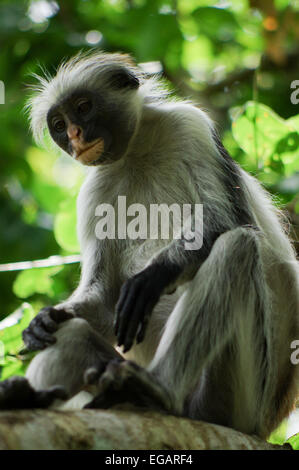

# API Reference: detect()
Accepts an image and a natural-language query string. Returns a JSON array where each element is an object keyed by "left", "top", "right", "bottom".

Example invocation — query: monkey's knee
[
  {"left": 26, "top": 318, "right": 93, "bottom": 394},
  {"left": 211, "top": 226, "right": 262, "bottom": 270},
  {"left": 218, "top": 225, "right": 260, "bottom": 249}
]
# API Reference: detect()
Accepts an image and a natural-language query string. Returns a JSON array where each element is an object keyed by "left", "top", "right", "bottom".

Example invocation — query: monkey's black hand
[
  {"left": 22, "top": 307, "right": 73, "bottom": 351},
  {"left": 0, "top": 376, "right": 68, "bottom": 410},
  {"left": 114, "top": 263, "right": 180, "bottom": 352}
]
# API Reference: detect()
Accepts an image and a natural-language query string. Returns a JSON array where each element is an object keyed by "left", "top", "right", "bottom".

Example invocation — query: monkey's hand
[
  {"left": 22, "top": 307, "right": 74, "bottom": 351},
  {"left": 0, "top": 376, "right": 68, "bottom": 410},
  {"left": 114, "top": 263, "right": 180, "bottom": 352}
]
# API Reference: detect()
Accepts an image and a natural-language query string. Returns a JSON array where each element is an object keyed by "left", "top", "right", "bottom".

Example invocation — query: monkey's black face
[{"left": 47, "top": 80, "right": 138, "bottom": 166}]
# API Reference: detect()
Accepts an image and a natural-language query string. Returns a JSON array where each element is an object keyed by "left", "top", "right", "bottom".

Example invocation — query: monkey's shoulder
[{"left": 156, "top": 102, "right": 214, "bottom": 140}]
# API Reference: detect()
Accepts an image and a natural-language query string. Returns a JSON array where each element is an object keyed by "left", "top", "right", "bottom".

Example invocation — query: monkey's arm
[
  {"left": 115, "top": 129, "right": 255, "bottom": 352},
  {"left": 114, "top": 222, "right": 220, "bottom": 352}
]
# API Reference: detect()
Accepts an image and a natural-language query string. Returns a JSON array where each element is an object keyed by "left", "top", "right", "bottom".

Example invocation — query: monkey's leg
[
  {"left": 148, "top": 226, "right": 269, "bottom": 432},
  {"left": 84, "top": 226, "right": 268, "bottom": 425},
  {"left": 25, "top": 318, "right": 123, "bottom": 404}
]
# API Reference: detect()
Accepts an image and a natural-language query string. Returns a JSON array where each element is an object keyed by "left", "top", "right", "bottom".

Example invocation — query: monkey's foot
[
  {"left": 84, "top": 360, "right": 177, "bottom": 414},
  {"left": 0, "top": 376, "right": 68, "bottom": 410}
]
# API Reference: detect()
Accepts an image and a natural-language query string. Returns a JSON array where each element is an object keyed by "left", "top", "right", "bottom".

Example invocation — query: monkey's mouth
[{"left": 73, "top": 138, "right": 105, "bottom": 165}]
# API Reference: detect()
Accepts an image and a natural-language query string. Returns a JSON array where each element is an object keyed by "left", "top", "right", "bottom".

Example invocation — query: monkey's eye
[
  {"left": 77, "top": 99, "right": 92, "bottom": 115},
  {"left": 53, "top": 119, "right": 66, "bottom": 133}
]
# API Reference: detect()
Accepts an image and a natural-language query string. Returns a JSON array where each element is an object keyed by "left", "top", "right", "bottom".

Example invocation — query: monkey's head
[{"left": 28, "top": 52, "right": 143, "bottom": 165}]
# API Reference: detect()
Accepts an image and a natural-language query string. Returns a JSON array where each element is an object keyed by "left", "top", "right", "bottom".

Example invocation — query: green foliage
[
  {"left": 13, "top": 266, "right": 64, "bottom": 298},
  {"left": 0, "top": 0, "right": 298, "bottom": 317},
  {"left": 287, "top": 433, "right": 299, "bottom": 450},
  {"left": 0, "top": 0, "right": 298, "bottom": 444},
  {"left": 54, "top": 197, "right": 80, "bottom": 252},
  {"left": 0, "top": 303, "right": 35, "bottom": 379},
  {"left": 268, "top": 420, "right": 288, "bottom": 446},
  {"left": 232, "top": 102, "right": 299, "bottom": 188}
]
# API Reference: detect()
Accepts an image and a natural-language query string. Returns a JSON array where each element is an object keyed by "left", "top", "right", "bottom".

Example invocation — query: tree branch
[{"left": 0, "top": 408, "right": 291, "bottom": 450}]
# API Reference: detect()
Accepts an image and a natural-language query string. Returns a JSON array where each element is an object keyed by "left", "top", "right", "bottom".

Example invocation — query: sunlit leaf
[
  {"left": 54, "top": 197, "right": 79, "bottom": 252},
  {"left": 1, "top": 359, "right": 25, "bottom": 380},
  {"left": 268, "top": 419, "right": 287, "bottom": 445},
  {"left": 13, "top": 266, "right": 63, "bottom": 298},
  {"left": 232, "top": 101, "right": 291, "bottom": 167},
  {"left": 287, "top": 115, "right": 299, "bottom": 132},
  {"left": 0, "top": 303, "right": 35, "bottom": 355},
  {"left": 182, "top": 37, "right": 213, "bottom": 75},
  {"left": 26, "top": 147, "right": 59, "bottom": 183},
  {"left": 31, "top": 178, "right": 67, "bottom": 214},
  {"left": 287, "top": 433, "right": 299, "bottom": 450}
]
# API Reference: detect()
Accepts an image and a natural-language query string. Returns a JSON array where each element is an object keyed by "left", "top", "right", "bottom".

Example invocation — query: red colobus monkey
[{"left": 0, "top": 52, "right": 298, "bottom": 439}]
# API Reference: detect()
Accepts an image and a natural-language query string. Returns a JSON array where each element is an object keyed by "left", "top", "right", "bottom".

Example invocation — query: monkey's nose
[{"left": 67, "top": 124, "right": 82, "bottom": 140}]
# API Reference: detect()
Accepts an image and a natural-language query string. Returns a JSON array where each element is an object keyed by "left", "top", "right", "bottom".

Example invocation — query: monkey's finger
[
  {"left": 85, "top": 393, "right": 130, "bottom": 410},
  {"left": 113, "top": 313, "right": 120, "bottom": 336},
  {"left": 48, "top": 307, "right": 74, "bottom": 323},
  {"left": 115, "top": 276, "right": 143, "bottom": 324},
  {"left": 35, "top": 386, "right": 69, "bottom": 408},
  {"left": 114, "top": 282, "right": 134, "bottom": 333},
  {"left": 29, "top": 322, "right": 57, "bottom": 344},
  {"left": 84, "top": 367, "right": 99, "bottom": 385},
  {"left": 49, "top": 386, "right": 69, "bottom": 400},
  {"left": 136, "top": 314, "right": 150, "bottom": 344},
  {"left": 40, "top": 314, "right": 58, "bottom": 333},
  {"left": 84, "top": 394, "right": 109, "bottom": 409},
  {"left": 116, "top": 282, "right": 143, "bottom": 344},
  {"left": 122, "top": 293, "right": 152, "bottom": 352},
  {"left": 84, "top": 365, "right": 106, "bottom": 385},
  {"left": 115, "top": 283, "right": 130, "bottom": 318},
  {"left": 22, "top": 329, "right": 48, "bottom": 351}
]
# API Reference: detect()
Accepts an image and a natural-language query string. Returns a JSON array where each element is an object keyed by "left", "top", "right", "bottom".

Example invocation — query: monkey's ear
[{"left": 110, "top": 69, "right": 140, "bottom": 90}]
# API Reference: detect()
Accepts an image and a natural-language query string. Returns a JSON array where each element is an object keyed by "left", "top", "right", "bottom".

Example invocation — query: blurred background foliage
[{"left": 0, "top": 0, "right": 298, "bottom": 446}]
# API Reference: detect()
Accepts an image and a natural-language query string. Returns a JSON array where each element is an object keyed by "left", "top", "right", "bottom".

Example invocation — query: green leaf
[
  {"left": 286, "top": 115, "right": 299, "bottom": 132},
  {"left": 232, "top": 101, "right": 291, "bottom": 167},
  {"left": 13, "top": 267, "right": 63, "bottom": 298},
  {"left": 1, "top": 359, "right": 26, "bottom": 380},
  {"left": 275, "top": 132, "right": 299, "bottom": 154},
  {"left": 26, "top": 147, "right": 59, "bottom": 183},
  {"left": 182, "top": 36, "right": 213, "bottom": 74},
  {"left": 134, "top": 12, "right": 183, "bottom": 63},
  {"left": 0, "top": 303, "right": 35, "bottom": 355},
  {"left": 31, "top": 179, "right": 67, "bottom": 214},
  {"left": 192, "top": 6, "right": 239, "bottom": 41},
  {"left": 287, "top": 433, "right": 299, "bottom": 450},
  {"left": 275, "top": 0, "right": 293, "bottom": 9},
  {"left": 268, "top": 420, "right": 287, "bottom": 445},
  {"left": 54, "top": 197, "right": 79, "bottom": 252}
]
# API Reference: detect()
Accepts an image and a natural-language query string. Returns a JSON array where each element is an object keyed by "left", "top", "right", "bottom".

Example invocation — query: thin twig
[{"left": 0, "top": 255, "right": 81, "bottom": 272}]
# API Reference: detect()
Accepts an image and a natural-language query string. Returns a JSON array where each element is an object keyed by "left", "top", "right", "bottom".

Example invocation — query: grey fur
[{"left": 25, "top": 52, "right": 299, "bottom": 438}]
